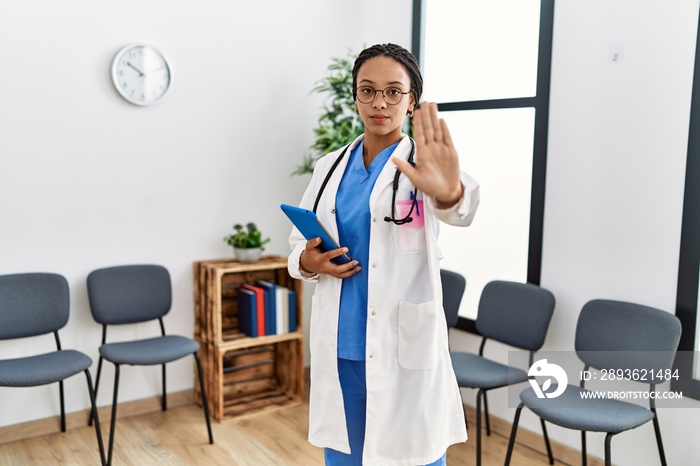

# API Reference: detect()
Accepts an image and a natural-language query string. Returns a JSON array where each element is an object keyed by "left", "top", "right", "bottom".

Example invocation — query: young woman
[{"left": 288, "top": 43, "right": 480, "bottom": 466}]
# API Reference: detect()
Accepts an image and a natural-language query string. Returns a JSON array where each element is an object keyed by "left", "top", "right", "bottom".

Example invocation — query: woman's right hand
[{"left": 299, "top": 237, "right": 361, "bottom": 279}]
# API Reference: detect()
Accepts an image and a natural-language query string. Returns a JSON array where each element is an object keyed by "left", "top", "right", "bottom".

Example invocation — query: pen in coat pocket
[{"left": 410, "top": 190, "right": 420, "bottom": 215}]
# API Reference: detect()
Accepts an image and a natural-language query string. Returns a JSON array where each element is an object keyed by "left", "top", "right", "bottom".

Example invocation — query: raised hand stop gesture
[{"left": 392, "top": 102, "right": 464, "bottom": 209}]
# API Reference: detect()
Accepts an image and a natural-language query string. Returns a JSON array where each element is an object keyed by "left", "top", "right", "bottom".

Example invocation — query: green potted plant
[
  {"left": 293, "top": 48, "right": 365, "bottom": 176},
  {"left": 223, "top": 222, "right": 270, "bottom": 262}
]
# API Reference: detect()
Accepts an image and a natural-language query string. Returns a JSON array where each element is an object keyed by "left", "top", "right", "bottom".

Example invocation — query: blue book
[
  {"left": 288, "top": 290, "right": 297, "bottom": 332},
  {"left": 237, "top": 288, "right": 258, "bottom": 337},
  {"left": 256, "top": 280, "right": 277, "bottom": 335}
]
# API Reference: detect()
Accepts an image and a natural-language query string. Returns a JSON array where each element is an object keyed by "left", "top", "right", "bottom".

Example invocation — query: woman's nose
[{"left": 373, "top": 92, "right": 387, "bottom": 110}]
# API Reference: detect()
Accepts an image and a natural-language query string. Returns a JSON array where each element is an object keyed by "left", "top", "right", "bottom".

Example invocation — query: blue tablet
[{"left": 280, "top": 204, "right": 350, "bottom": 264}]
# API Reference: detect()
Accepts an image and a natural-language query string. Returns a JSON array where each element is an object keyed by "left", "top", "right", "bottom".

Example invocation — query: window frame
[
  {"left": 673, "top": 10, "right": 700, "bottom": 400},
  {"left": 411, "top": 0, "right": 555, "bottom": 333}
]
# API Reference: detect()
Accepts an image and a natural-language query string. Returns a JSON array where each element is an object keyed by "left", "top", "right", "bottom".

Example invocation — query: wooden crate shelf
[{"left": 193, "top": 256, "right": 304, "bottom": 421}]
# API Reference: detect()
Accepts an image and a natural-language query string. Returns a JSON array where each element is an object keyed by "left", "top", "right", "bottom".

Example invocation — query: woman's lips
[{"left": 370, "top": 115, "right": 388, "bottom": 123}]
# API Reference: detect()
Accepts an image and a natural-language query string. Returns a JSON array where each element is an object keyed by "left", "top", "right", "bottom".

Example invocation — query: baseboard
[
  {"left": 463, "top": 403, "right": 605, "bottom": 466},
  {"left": 0, "top": 390, "right": 194, "bottom": 445}
]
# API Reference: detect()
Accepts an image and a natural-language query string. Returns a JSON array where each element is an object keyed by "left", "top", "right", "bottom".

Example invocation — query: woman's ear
[{"left": 407, "top": 96, "right": 416, "bottom": 117}]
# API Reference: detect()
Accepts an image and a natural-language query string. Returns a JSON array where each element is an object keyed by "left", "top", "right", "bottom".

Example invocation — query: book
[
  {"left": 256, "top": 281, "right": 277, "bottom": 335},
  {"left": 240, "top": 283, "right": 265, "bottom": 337},
  {"left": 288, "top": 290, "right": 297, "bottom": 332},
  {"left": 276, "top": 286, "right": 287, "bottom": 335},
  {"left": 237, "top": 288, "right": 258, "bottom": 337}
]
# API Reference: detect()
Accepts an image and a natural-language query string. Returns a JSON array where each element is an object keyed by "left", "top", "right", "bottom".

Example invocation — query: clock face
[{"left": 112, "top": 45, "right": 171, "bottom": 106}]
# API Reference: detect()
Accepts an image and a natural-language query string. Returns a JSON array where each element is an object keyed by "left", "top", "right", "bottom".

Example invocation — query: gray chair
[
  {"left": 504, "top": 299, "right": 682, "bottom": 466},
  {"left": 444, "top": 278, "right": 555, "bottom": 466},
  {"left": 441, "top": 269, "right": 466, "bottom": 328},
  {"left": 86, "top": 264, "right": 213, "bottom": 466},
  {"left": 0, "top": 273, "right": 106, "bottom": 466}
]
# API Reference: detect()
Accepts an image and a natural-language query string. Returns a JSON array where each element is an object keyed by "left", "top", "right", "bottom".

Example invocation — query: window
[
  {"left": 674, "top": 9, "right": 700, "bottom": 400},
  {"left": 412, "top": 0, "right": 554, "bottom": 324}
]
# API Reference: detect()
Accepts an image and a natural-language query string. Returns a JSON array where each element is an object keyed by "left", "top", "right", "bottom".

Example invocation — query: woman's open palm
[{"left": 392, "top": 102, "right": 464, "bottom": 208}]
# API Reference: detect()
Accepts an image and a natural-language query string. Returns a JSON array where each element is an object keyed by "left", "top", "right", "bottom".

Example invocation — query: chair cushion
[
  {"left": 475, "top": 281, "right": 555, "bottom": 351},
  {"left": 450, "top": 351, "right": 528, "bottom": 389},
  {"left": 87, "top": 265, "right": 172, "bottom": 325},
  {"left": 519, "top": 385, "right": 655, "bottom": 433},
  {"left": 0, "top": 273, "right": 70, "bottom": 339},
  {"left": 0, "top": 350, "right": 92, "bottom": 387},
  {"left": 100, "top": 335, "right": 199, "bottom": 365}
]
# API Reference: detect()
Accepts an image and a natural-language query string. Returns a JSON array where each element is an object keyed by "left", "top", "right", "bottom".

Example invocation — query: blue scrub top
[{"left": 335, "top": 140, "right": 399, "bottom": 360}]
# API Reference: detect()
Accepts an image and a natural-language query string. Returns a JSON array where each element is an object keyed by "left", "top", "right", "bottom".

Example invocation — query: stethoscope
[{"left": 312, "top": 137, "right": 419, "bottom": 225}]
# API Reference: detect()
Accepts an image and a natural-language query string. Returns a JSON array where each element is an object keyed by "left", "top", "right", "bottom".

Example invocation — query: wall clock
[{"left": 111, "top": 44, "right": 171, "bottom": 106}]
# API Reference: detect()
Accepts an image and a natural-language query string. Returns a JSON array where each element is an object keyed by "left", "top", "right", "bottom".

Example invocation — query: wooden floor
[{"left": 0, "top": 398, "right": 583, "bottom": 466}]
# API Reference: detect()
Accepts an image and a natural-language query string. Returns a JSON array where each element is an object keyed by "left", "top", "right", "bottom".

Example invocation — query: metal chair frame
[{"left": 86, "top": 265, "right": 213, "bottom": 466}]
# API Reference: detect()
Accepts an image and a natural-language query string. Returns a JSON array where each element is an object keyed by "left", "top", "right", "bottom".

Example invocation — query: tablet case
[{"left": 280, "top": 204, "right": 350, "bottom": 264}]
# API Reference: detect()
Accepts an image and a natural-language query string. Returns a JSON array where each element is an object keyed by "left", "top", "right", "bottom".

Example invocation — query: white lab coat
[{"left": 288, "top": 134, "right": 480, "bottom": 466}]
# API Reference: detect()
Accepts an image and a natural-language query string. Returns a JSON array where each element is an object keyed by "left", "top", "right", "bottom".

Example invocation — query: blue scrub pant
[{"left": 324, "top": 358, "right": 447, "bottom": 466}]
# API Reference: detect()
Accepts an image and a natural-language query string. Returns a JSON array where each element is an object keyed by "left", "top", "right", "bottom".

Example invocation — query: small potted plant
[{"left": 223, "top": 222, "right": 270, "bottom": 262}]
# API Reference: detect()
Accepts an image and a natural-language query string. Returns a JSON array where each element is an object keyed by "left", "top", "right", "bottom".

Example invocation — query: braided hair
[{"left": 352, "top": 43, "right": 423, "bottom": 105}]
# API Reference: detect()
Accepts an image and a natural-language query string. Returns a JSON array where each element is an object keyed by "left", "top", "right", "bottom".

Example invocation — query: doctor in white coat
[{"left": 288, "top": 43, "right": 480, "bottom": 466}]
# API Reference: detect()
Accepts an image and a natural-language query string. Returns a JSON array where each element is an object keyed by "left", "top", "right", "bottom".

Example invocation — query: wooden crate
[
  {"left": 193, "top": 256, "right": 304, "bottom": 421},
  {"left": 195, "top": 334, "right": 304, "bottom": 421},
  {"left": 194, "top": 256, "right": 303, "bottom": 345}
]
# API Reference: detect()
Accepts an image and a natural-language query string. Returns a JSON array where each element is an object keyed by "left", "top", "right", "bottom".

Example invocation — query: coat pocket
[
  {"left": 397, "top": 299, "right": 441, "bottom": 370},
  {"left": 393, "top": 200, "right": 426, "bottom": 253}
]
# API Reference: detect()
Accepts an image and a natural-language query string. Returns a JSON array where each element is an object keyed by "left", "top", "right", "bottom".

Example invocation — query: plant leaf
[{"left": 293, "top": 47, "right": 365, "bottom": 176}]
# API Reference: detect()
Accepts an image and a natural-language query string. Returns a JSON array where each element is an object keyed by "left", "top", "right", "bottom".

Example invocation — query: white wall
[
  {"left": 2, "top": 1, "right": 700, "bottom": 465},
  {"left": 449, "top": 1, "right": 700, "bottom": 465},
  {"left": 0, "top": 0, "right": 411, "bottom": 427}
]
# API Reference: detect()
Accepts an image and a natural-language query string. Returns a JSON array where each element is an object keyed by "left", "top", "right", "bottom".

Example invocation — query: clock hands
[
  {"left": 126, "top": 62, "right": 166, "bottom": 77},
  {"left": 126, "top": 61, "right": 144, "bottom": 77},
  {"left": 143, "top": 66, "right": 167, "bottom": 75}
]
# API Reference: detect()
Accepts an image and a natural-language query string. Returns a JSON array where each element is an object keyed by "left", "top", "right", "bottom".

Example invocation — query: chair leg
[
  {"left": 476, "top": 389, "right": 484, "bottom": 466},
  {"left": 651, "top": 408, "right": 668, "bottom": 466},
  {"left": 604, "top": 433, "right": 614, "bottom": 466},
  {"left": 463, "top": 403, "right": 469, "bottom": 431},
  {"left": 84, "top": 370, "right": 106, "bottom": 466},
  {"left": 539, "top": 417, "right": 554, "bottom": 465},
  {"left": 483, "top": 390, "right": 491, "bottom": 436},
  {"left": 94, "top": 356, "right": 104, "bottom": 398},
  {"left": 503, "top": 402, "right": 524, "bottom": 466},
  {"left": 162, "top": 363, "right": 167, "bottom": 411},
  {"left": 89, "top": 356, "right": 104, "bottom": 427},
  {"left": 106, "top": 364, "right": 121, "bottom": 466},
  {"left": 582, "top": 430, "right": 587, "bottom": 466},
  {"left": 194, "top": 352, "right": 214, "bottom": 444},
  {"left": 59, "top": 380, "right": 66, "bottom": 432}
]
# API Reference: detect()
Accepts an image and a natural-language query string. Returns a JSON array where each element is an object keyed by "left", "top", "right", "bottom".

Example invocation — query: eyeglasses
[{"left": 356, "top": 86, "right": 411, "bottom": 105}]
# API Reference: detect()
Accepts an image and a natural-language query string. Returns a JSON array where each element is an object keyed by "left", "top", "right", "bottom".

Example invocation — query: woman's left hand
[{"left": 392, "top": 102, "right": 464, "bottom": 209}]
